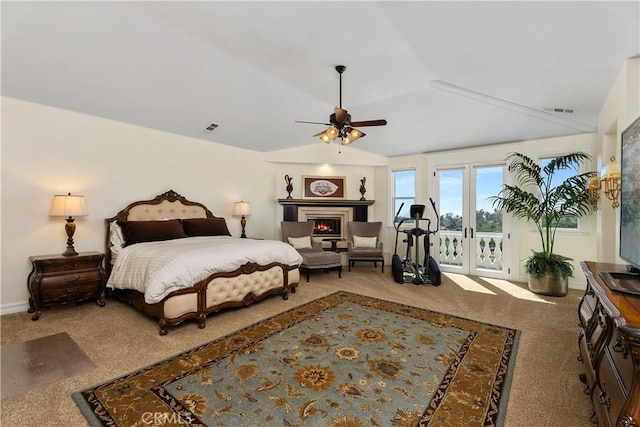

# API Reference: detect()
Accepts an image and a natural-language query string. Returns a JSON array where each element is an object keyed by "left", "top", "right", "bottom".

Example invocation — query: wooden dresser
[
  {"left": 27, "top": 251, "right": 106, "bottom": 320},
  {"left": 578, "top": 261, "right": 640, "bottom": 426}
]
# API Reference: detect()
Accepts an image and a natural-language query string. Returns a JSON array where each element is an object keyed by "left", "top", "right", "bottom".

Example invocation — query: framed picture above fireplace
[{"left": 302, "top": 176, "right": 346, "bottom": 199}]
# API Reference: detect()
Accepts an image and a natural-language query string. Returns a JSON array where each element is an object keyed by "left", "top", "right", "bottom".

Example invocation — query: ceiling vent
[
  {"left": 544, "top": 107, "right": 575, "bottom": 114},
  {"left": 204, "top": 123, "right": 219, "bottom": 132}
]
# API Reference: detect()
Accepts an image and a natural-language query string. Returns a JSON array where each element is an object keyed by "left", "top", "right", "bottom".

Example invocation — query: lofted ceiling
[{"left": 2, "top": 1, "right": 639, "bottom": 158}]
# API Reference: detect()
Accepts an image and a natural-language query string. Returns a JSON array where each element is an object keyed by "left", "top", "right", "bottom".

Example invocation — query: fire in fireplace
[{"left": 312, "top": 218, "right": 341, "bottom": 237}]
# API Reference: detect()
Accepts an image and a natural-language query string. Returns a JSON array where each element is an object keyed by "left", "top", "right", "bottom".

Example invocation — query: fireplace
[
  {"left": 312, "top": 217, "right": 341, "bottom": 237},
  {"left": 278, "top": 198, "right": 374, "bottom": 250}
]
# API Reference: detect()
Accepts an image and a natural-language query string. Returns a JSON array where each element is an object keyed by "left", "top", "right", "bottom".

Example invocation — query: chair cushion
[
  {"left": 301, "top": 251, "right": 342, "bottom": 268},
  {"left": 349, "top": 247, "right": 384, "bottom": 259}
]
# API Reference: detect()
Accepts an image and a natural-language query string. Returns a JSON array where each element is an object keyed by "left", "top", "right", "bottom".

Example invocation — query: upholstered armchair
[
  {"left": 347, "top": 221, "right": 384, "bottom": 272},
  {"left": 281, "top": 221, "right": 342, "bottom": 281},
  {"left": 280, "top": 221, "right": 322, "bottom": 253}
]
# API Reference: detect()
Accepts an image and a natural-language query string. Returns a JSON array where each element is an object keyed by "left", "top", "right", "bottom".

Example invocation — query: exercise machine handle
[{"left": 429, "top": 198, "right": 439, "bottom": 233}]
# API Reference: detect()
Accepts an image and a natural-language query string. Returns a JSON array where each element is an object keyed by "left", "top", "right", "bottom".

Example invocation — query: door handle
[
  {"left": 470, "top": 228, "right": 474, "bottom": 238},
  {"left": 464, "top": 227, "right": 467, "bottom": 238}
]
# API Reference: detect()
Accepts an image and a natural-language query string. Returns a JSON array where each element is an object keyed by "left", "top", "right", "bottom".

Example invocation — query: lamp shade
[
  {"left": 49, "top": 194, "right": 87, "bottom": 217},
  {"left": 232, "top": 201, "right": 251, "bottom": 216},
  {"left": 600, "top": 156, "right": 621, "bottom": 180}
]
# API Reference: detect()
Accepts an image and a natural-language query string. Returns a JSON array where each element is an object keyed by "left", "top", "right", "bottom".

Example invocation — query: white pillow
[
  {"left": 109, "top": 222, "right": 125, "bottom": 248},
  {"left": 353, "top": 235, "right": 377, "bottom": 248},
  {"left": 288, "top": 236, "right": 312, "bottom": 249}
]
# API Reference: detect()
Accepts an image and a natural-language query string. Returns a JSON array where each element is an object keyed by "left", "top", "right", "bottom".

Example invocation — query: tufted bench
[{"left": 299, "top": 251, "right": 342, "bottom": 282}]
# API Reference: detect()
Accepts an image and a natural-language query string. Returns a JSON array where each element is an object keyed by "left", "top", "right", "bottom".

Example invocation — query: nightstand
[{"left": 27, "top": 251, "right": 106, "bottom": 320}]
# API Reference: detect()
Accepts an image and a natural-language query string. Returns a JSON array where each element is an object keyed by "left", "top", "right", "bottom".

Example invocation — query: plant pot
[{"left": 527, "top": 273, "right": 568, "bottom": 297}]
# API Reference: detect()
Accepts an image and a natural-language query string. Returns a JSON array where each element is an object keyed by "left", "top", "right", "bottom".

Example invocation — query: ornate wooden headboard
[{"left": 104, "top": 190, "right": 218, "bottom": 272}]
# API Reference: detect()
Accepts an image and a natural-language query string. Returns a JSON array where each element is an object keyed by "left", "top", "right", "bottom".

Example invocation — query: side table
[{"left": 27, "top": 251, "right": 106, "bottom": 320}]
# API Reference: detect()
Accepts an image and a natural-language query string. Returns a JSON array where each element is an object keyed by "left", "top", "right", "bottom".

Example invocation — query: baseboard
[
  {"left": 0, "top": 301, "right": 29, "bottom": 316},
  {"left": 568, "top": 279, "right": 586, "bottom": 291}
]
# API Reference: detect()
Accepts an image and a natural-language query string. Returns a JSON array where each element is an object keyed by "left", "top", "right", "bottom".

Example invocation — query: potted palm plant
[{"left": 488, "top": 152, "right": 596, "bottom": 296}]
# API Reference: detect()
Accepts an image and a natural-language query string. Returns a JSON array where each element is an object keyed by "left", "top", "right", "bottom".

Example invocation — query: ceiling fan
[{"left": 296, "top": 65, "right": 387, "bottom": 145}]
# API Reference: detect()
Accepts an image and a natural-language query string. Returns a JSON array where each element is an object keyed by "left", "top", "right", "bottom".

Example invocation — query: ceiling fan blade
[
  {"left": 349, "top": 119, "right": 387, "bottom": 127},
  {"left": 295, "top": 120, "right": 331, "bottom": 126},
  {"left": 334, "top": 108, "right": 349, "bottom": 123}
]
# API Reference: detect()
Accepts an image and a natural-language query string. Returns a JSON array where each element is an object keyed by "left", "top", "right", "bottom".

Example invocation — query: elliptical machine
[{"left": 392, "top": 198, "right": 442, "bottom": 286}]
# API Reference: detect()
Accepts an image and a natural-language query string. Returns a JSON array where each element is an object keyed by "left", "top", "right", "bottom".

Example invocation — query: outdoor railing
[{"left": 437, "top": 230, "right": 503, "bottom": 271}]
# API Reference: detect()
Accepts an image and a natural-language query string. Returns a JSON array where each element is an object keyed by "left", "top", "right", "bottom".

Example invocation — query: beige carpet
[{"left": 0, "top": 267, "right": 592, "bottom": 426}]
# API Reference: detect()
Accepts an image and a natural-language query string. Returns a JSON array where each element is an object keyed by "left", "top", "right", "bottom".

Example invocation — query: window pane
[
  {"left": 394, "top": 170, "right": 415, "bottom": 197},
  {"left": 392, "top": 170, "right": 415, "bottom": 224},
  {"left": 394, "top": 198, "right": 414, "bottom": 222}
]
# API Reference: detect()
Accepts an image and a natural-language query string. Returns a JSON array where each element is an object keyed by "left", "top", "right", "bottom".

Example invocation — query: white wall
[
  {"left": 2, "top": 59, "right": 636, "bottom": 310},
  {"left": 0, "top": 97, "right": 388, "bottom": 311},
  {"left": 596, "top": 58, "right": 640, "bottom": 264},
  {"left": 1, "top": 97, "right": 275, "bottom": 309},
  {"left": 384, "top": 134, "right": 598, "bottom": 289}
]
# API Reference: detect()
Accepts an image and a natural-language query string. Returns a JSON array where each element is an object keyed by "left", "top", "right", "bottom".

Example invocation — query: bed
[{"left": 105, "top": 190, "right": 302, "bottom": 335}]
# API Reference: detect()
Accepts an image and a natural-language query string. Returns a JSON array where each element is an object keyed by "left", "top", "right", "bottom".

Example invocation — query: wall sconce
[
  {"left": 49, "top": 193, "right": 87, "bottom": 256},
  {"left": 600, "top": 156, "right": 621, "bottom": 208},
  {"left": 232, "top": 201, "right": 251, "bottom": 238},
  {"left": 587, "top": 176, "right": 601, "bottom": 210}
]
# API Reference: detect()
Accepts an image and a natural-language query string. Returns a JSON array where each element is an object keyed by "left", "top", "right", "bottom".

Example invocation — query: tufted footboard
[{"left": 110, "top": 262, "right": 299, "bottom": 335}]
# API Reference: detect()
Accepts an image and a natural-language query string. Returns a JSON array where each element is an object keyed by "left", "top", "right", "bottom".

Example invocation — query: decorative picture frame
[{"left": 302, "top": 176, "right": 346, "bottom": 199}]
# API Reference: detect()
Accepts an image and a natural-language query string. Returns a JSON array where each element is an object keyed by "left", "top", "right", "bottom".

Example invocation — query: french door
[{"left": 435, "top": 164, "right": 509, "bottom": 278}]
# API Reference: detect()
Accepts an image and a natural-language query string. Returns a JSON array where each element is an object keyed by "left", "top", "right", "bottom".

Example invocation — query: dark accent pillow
[
  {"left": 182, "top": 218, "right": 231, "bottom": 237},
  {"left": 117, "top": 219, "right": 187, "bottom": 246}
]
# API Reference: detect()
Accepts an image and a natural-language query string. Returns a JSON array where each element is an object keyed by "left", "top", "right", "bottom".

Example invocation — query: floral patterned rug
[{"left": 73, "top": 291, "right": 519, "bottom": 426}]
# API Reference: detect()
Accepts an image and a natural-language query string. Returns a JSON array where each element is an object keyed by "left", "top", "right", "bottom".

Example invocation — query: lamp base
[
  {"left": 62, "top": 246, "right": 79, "bottom": 257},
  {"left": 62, "top": 217, "right": 78, "bottom": 256},
  {"left": 240, "top": 216, "right": 247, "bottom": 238}
]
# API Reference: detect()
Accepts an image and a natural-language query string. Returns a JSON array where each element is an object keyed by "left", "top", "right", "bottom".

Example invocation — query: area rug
[{"left": 73, "top": 291, "right": 519, "bottom": 426}]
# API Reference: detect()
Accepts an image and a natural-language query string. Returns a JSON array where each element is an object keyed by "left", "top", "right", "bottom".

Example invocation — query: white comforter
[{"left": 107, "top": 236, "right": 303, "bottom": 304}]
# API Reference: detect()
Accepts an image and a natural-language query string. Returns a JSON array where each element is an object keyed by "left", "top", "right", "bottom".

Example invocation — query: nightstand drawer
[
  {"left": 40, "top": 258, "right": 101, "bottom": 273},
  {"left": 40, "top": 279, "right": 101, "bottom": 302},
  {"left": 41, "top": 270, "right": 101, "bottom": 287}
]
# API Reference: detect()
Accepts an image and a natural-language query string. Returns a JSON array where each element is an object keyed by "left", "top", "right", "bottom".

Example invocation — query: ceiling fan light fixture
[
  {"left": 296, "top": 65, "right": 387, "bottom": 146},
  {"left": 313, "top": 129, "right": 332, "bottom": 143},
  {"left": 343, "top": 127, "right": 365, "bottom": 143}
]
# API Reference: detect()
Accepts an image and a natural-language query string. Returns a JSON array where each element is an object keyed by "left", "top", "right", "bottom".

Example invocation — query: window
[
  {"left": 540, "top": 156, "right": 580, "bottom": 230},
  {"left": 392, "top": 169, "right": 415, "bottom": 224}
]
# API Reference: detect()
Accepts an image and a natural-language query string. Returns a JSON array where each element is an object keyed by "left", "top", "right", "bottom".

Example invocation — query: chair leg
[
  {"left": 338, "top": 266, "right": 342, "bottom": 278},
  {"left": 306, "top": 269, "right": 310, "bottom": 282},
  {"left": 381, "top": 262, "right": 384, "bottom": 273}
]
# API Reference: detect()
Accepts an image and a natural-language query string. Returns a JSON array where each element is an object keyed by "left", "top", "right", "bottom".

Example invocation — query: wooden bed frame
[{"left": 105, "top": 190, "right": 300, "bottom": 335}]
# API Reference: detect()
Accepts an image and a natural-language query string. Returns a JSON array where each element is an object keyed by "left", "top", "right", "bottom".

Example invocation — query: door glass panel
[
  {"left": 475, "top": 166, "right": 503, "bottom": 272},
  {"left": 439, "top": 169, "right": 463, "bottom": 267}
]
